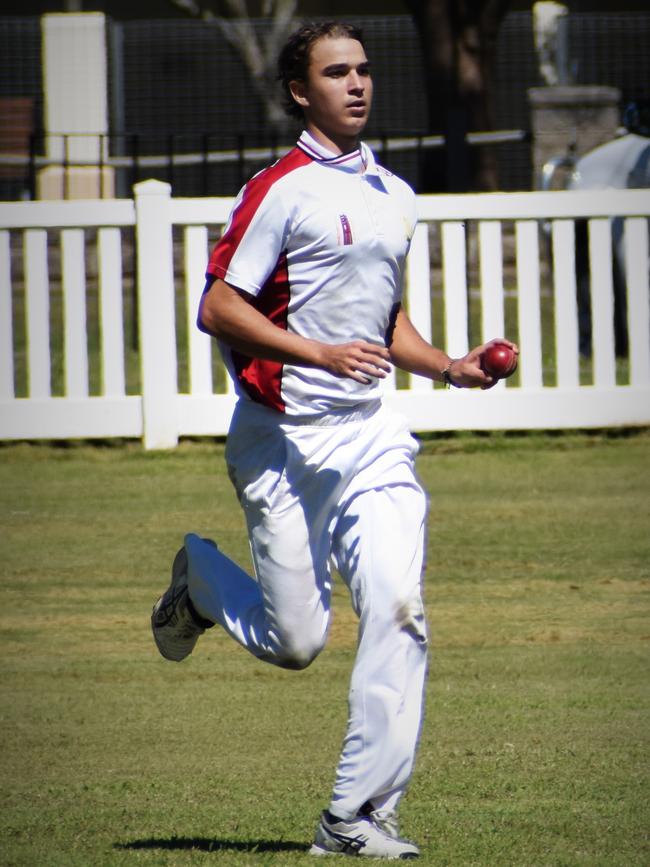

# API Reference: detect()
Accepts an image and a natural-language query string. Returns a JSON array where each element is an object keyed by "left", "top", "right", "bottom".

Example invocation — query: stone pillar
[
  {"left": 528, "top": 85, "right": 621, "bottom": 189},
  {"left": 38, "top": 12, "right": 114, "bottom": 199}
]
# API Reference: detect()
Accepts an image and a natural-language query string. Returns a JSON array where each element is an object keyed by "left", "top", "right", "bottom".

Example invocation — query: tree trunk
[{"left": 406, "top": 0, "right": 511, "bottom": 192}]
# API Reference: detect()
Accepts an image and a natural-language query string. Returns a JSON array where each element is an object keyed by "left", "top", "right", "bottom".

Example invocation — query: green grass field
[{"left": 1, "top": 431, "right": 649, "bottom": 866}]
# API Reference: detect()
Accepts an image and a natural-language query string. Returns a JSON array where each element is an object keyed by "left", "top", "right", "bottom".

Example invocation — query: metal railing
[{"left": 0, "top": 129, "right": 531, "bottom": 200}]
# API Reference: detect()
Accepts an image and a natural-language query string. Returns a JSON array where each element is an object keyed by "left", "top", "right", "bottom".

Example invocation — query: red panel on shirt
[
  {"left": 207, "top": 146, "right": 312, "bottom": 280},
  {"left": 231, "top": 253, "right": 290, "bottom": 413},
  {"left": 205, "top": 147, "right": 312, "bottom": 413}
]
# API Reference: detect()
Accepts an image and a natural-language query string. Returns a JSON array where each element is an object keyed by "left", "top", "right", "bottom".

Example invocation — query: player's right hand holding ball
[{"left": 447, "top": 338, "right": 519, "bottom": 389}]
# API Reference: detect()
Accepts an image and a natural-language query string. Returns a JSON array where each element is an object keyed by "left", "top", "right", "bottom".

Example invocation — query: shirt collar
[{"left": 297, "top": 129, "right": 379, "bottom": 177}]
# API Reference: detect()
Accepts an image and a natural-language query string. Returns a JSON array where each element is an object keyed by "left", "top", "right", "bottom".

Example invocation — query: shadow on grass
[{"left": 115, "top": 836, "right": 307, "bottom": 854}]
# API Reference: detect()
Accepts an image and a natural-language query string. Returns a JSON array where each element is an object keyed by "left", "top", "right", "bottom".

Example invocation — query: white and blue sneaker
[
  {"left": 151, "top": 543, "right": 213, "bottom": 662},
  {"left": 310, "top": 807, "right": 419, "bottom": 859}
]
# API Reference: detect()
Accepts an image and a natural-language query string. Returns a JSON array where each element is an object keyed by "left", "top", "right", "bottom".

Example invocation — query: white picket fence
[{"left": 1, "top": 180, "right": 649, "bottom": 448}]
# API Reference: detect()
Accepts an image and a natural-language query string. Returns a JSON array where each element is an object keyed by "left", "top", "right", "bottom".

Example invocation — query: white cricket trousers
[{"left": 186, "top": 398, "right": 428, "bottom": 820}]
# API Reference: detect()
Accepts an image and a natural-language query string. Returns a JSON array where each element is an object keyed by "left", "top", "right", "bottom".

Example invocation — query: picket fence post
[{"left": 134, "top": 180, "right": 178, "bottom": 448}]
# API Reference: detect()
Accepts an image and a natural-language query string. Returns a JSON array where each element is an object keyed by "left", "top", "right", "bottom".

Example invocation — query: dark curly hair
[{"left": 277, "top": 21, "right": 365, "bottom": 120}]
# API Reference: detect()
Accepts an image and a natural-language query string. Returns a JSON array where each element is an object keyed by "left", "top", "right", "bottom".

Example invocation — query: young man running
[{"left": 151, "top": 21, "right": 517, "bottom": 860}]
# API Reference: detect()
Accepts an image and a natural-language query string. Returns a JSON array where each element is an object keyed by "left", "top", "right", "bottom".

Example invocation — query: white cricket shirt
[{"left": 204, "top": 130, "right": 417, "bottom": 416}]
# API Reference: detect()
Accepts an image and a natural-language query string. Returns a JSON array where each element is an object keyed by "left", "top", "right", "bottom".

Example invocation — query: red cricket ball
[{"left": 481, "top": 343, "right": 518, "bottom": 379}]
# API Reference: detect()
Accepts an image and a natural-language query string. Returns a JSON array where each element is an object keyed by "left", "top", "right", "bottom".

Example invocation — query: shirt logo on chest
[{"left": 338, "top": 214, "right": 353, "bottom": 246}]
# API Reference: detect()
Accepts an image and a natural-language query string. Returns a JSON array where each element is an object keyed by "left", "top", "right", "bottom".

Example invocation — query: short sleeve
[{"left": 207, "top": 176, "right": 292, "bottom": 297}]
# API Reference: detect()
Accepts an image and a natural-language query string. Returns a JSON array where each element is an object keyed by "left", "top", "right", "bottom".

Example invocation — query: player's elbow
[
  {"left": 197, "top": 282, "right": 219, "bottom": 336},
  {"left": 198, "top": 278, "right": 248, "bottom": 342},
  {"left": 197, "top": 306, "right": 214, "bottom": 337},
  {"left": 198, "top": 290, "right": 231, "bottom": 340},
  {"left": 197, "top": 300, "right": 220, "bottom": 337}
]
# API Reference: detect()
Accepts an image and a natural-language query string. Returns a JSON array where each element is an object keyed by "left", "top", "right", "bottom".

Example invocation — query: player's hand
[
  {"left": 320, "top": 340, "right": 392, "bottom": 384},
  {"left": 448, "top": 338, "right": 519, "bottom": 389}
]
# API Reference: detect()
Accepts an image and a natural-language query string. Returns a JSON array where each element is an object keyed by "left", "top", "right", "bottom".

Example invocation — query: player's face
[{"left": 290, "top": 36, "right": 373, "bottom": 154}]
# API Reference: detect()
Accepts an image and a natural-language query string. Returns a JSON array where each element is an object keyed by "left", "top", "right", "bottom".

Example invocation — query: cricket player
[{"left": 151, "top": 21, "right": 516, "bottom": 859}]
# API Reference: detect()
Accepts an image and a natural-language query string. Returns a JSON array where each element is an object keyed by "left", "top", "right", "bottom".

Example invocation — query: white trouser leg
[
  {"left": 329, "top": 481, "right": 428, "bottom": 820},
  {"left": 186, "top": 404, "right": 333, "bottom": 669},
  {"left": 187, "top": 399, "right": 428, "bottom": 808}
]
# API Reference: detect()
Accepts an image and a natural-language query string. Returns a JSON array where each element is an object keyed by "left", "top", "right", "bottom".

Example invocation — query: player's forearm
[
  {"left": 214, "top": 313, "right": 322, "bottom": 367},
  {"left": 388, "top": 309, "right": 451, "bottom": 381},
  {"left": 200, "top": 278, "right": 324, "bottom": 367},
  {"left": 389, "top": 308, "right": 517, "bottom": 389},
  {"left": 200, "top": 277, "right": 392, "bottom": 383}
]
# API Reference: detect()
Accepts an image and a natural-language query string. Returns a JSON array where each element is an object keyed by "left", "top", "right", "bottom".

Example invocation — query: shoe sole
[
  {"left": 151, "top": 545, "right": 197, "bottom": 662},
  {"left": 151, "top": 589, "right": 197, "bottom": 661},
  {"left": 309, "top": 843, "right": 418, "bottom": 860}
]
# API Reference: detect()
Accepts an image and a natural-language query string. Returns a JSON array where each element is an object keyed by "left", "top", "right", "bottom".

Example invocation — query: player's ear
[{"left": 289, "top": 79, "right": 309, "bottom": 110}]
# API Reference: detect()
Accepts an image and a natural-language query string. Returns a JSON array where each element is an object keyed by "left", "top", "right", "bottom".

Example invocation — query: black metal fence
[{"left": 3, "top": 127, "right": 531, "bottom": 201}]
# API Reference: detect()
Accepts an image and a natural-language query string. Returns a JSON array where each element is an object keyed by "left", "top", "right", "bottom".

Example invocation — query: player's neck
[{"left": 305, "top": 123, "right": 361, "bottom": 158}]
